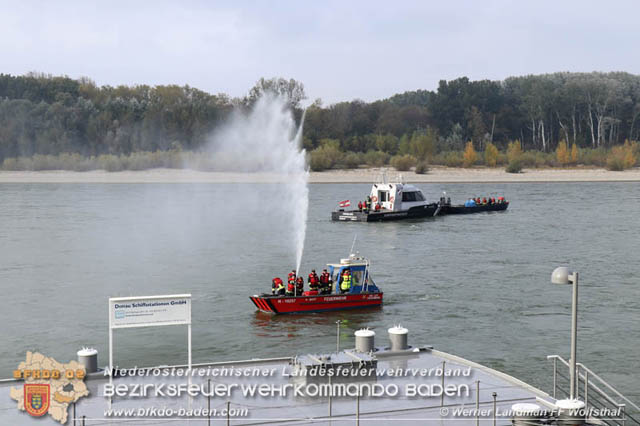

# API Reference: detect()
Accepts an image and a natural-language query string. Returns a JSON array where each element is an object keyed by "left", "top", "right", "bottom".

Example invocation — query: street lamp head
[
  {"left": 551, "top": 266, "right": 580, "bottom": 400},
  {"left": 551, "top": 266, "right": 575, "bottom": 285}
]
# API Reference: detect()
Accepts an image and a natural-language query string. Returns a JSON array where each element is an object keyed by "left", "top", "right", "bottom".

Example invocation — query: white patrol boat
[{"left": 331, "top": 175, "right": 439, "bottom": 222}]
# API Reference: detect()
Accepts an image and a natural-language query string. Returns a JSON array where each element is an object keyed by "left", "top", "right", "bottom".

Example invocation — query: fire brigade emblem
[{"left": 24, "top": 383, "right": 50, "bottom": 416}]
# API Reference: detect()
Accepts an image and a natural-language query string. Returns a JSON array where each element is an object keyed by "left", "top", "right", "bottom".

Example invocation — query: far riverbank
[{"left": 0, "top": 166, "right": 638, "bottom": 184}]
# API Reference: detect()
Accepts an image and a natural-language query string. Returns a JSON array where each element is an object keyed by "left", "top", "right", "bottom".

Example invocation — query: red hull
[{"left": 250, "top": 292, "right": 383, "bottom": 314}]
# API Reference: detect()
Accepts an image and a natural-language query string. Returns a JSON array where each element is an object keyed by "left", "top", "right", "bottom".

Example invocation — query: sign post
[{"left": 107, "top": 294, "right": 192, "bottom": 407}]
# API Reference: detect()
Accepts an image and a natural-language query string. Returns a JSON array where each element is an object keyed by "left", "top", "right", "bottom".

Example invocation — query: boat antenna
[{"left": 350, "top": 234, "right": 357, "bottom": 255}]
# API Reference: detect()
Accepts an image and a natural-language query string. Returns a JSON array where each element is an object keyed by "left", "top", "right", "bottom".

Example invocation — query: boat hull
[
  {"left": 441, "top": 202, "right": 509, "bottom": 215},
  {"left": 331, "top": 204, "right": 439, "bottom": 222},
  {"left": 250, "top": 292, "right": 383, "bottom": 314}
]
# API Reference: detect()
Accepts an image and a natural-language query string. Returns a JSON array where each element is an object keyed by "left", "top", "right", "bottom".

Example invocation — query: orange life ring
[
  {"left": 371, "top": 195, "right": 378, "bottom": 202},
  {"left": 389, "top": 196, "right": 394, "bottom": 203}
]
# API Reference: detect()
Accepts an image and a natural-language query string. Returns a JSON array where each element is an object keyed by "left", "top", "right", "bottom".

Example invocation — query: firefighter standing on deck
[
  {"left": 319, "top": 269, "right": 332, "bottom": 294},
  {"left": 308, "top": 270, "right": 320, "bottom": 291},
  {"left": 286, "top": 278, "right": 295, "bottom": 296},
  {"left": 340, "top": 269, "right": 352, "bottom": 293},
  {"left": 287, "top": 270, "right": 296, "bottom": 289},
  {"left": 272, "top": 277, "right": 285, "bottom": 295},
  {"left": 295, "top": 276, "right": 304, "bottom": 295}
]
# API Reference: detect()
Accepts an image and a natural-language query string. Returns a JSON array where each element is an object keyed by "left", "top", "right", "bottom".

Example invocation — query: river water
[{"left": 0, "top": 182, "right": 638, "bottom": 400}]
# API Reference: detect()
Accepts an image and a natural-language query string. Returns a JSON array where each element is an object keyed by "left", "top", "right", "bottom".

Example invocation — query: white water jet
[{"left": 203, "top": 94, "right": 308, "bottom": 273}]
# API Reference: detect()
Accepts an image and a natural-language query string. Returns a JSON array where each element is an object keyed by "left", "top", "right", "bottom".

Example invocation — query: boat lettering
[
  {"left": 339, "top": 216, "right": 357, "bottom": 221},
  {"left": 323, "top": 296, "right": 347, "bottom": 302}
]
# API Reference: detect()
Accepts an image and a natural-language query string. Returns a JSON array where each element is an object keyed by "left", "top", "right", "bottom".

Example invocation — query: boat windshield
[
  {"left": 402, "top": 191, "right": 425, "bottom": 202},
  {"left": 332, "top": 267, "right": 366, "bottom": 288},
  {"left": 351, "top": 269, "right": 363, "bottom": 285}
]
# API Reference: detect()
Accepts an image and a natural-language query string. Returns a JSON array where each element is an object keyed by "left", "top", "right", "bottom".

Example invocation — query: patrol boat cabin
[
  {"left": 250, "top": 253, "right": 382, "bottom": 314},
  {"left": 331, "top": 181, "right": 438, "bottom": 222}
]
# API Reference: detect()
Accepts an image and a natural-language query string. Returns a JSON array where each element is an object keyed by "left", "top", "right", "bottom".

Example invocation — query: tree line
[{"left": 0, "top": 72, "right": 639, "bottom": 170}]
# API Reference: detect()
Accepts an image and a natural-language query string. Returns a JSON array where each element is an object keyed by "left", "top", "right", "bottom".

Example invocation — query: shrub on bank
[
  {"left": 414, "top": 161, "right": 429, "bottom": 174},
  {"left": 390, "top": 154, "right": 416, "bottom": 171},
  {"left": 56, "top": 153, "right": 94, "bottom": 171},
  {"left": 581, "top": 148, "right": 608, "bottom": 167},
  {"left": 496, "top": 152, "right": 508, "bottom": 166},
  {"left": 309, "top": 144, "right": 342, "bottom": 171},
  {"left": 519, "top": 151, "right": 552, "bottom": 168},
  {"left": 127, "top": 152, "right": 156, "bottom": 170},
  {"left": 506, "top": 159, "right": 522, "bottom": 173},
  {"left": 97, "top": 154, "right": 124, "bottom": 172},
  {"left": 433, "top": 151, "right": 463, "bottom": 167},
  {"left": 363, "top": 150, "right": 390, "bottom": 167},
  {"left": 340, "top": 152, "right": 363, "bottom": 169},
  {"left": 31, "top": 154, "right": 56, "bottom": 170},
  {"left": 570, "top": 143, "right": 579, "bottom": 164},
  {"left": 1, "top": 141, "right": 636, "bottom": 173},
  {"left": 1, "top": 157, "right": 20, "bottom": 170},
  {"left": 606, "top": 142, "right": 637, "bottom": 171}
]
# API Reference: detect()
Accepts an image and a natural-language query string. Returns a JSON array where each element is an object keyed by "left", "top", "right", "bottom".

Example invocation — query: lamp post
[{"left": 551, "top": 266, "right": 579, "bottom": 400}]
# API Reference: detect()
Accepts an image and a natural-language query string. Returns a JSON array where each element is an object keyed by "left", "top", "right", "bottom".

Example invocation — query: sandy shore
[
  {"left": 0, "top": 166, "right": 638, "bottom": 183},
  {"left": 310, "top": 166, "right": 640, "bottom": 183}
]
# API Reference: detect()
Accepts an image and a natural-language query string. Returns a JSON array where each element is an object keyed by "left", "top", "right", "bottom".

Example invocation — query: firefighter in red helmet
[
  {"left": 319, "top": 269, "right": 332, "bottom": 294},
  {"left": 272, "top": 277, "right": 285, "bottom": 296},
  {"left": 286, "top": 270, "right": 296, "bottom": 296},
  {"left": 295, "top": 276, "right": 304, "bottom": 295},
  {"left": 308, "top": 270, "right": 320, "bottom": 291}
]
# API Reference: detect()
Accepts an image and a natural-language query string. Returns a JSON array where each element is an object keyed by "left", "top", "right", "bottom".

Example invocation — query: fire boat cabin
[{"left": 250, "top": 254, "right": 383, "bottom": 314}]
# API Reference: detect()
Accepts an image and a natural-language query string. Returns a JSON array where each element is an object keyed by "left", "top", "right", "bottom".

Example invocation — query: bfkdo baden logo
[
  {"left": 10, "top": 352, "right": 90, "bottom": 424},
  {"left": 24, "top": 384, "right": 50, "bottom": 416}
]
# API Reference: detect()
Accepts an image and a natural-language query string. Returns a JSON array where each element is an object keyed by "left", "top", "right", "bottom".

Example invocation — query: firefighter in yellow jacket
[{"left": 340, "top": 269, "right": 352, "bottom": 293}]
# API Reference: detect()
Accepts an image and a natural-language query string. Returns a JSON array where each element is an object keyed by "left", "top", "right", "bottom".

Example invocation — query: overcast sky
[{"left": 2, "top": 1, "right": 639, "bottom": 105}]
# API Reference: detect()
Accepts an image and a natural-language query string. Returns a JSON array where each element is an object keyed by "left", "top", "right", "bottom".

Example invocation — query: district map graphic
[{"left": 10, "top": 352, "right": 90, "bottom": 424}]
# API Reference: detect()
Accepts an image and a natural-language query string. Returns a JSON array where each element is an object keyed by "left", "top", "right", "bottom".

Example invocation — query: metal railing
[{"left": 548, "top": 354, "right": 640, "bottom": 426}]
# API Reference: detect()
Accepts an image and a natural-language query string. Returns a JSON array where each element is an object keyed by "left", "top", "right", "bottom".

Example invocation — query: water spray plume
[{"left": 204, "top": 94, "right": 308, "bottom": 274}]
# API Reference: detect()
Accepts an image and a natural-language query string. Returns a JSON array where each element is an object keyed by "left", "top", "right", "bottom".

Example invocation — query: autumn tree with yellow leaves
[
  {"left": 484, "top": 142, "right": 499, "bottom": 167},
  {"left": 556, "top": 141, "right": 570, "bottom": 165},
  {"left": 463, "top": 141, "right": 477, "bottom": 167}
]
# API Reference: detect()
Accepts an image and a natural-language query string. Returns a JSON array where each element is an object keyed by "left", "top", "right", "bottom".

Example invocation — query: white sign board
[
  {"left": 109, "top": 294, "right": 191, "bottom": 329},
  {"left": 108, "top": 294, "right": 192, "bottom": 408}
]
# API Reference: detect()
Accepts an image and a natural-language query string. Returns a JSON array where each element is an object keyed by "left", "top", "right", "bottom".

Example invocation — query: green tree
[
  {"left": 246, "top": 77, "right": 306, "bottom": 109},
  {"left": 398, "top": 134, "right": 410, "bottom": 155},
  {"left": 409, "top": 127, "right": 437, "bottom": 161},
  {"left": 375, "top": 134, "right": 399, "bottom": 154}
]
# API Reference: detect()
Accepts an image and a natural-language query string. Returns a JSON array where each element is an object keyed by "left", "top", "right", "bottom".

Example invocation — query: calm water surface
[{"left": 0, "top": 182, "right": 638, "bottom": 400}]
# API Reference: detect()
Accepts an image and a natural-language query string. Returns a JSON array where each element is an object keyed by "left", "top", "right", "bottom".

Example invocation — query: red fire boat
[{"left": 250, "top": 254, "right": 383, "bottom": 314}]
